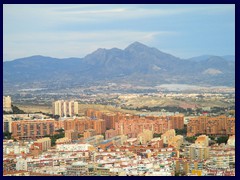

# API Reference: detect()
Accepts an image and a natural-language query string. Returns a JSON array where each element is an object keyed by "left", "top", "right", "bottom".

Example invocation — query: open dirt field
[{"left": 14, "top": 103, "right": 140, "bottom": 115}]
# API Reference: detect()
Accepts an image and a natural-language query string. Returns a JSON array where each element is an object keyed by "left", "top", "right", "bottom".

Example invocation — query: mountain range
[{"left": 3, "top": 42, "right": 235, "bottom": 92}]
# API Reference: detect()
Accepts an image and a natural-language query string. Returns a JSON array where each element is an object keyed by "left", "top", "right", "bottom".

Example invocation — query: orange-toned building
[
  {"left": 187, "top": 115, "right": 235, "bottom": 137},
  {"left": 195, "top": 135, "right": 209, "bottom": 147},
  {"left": 102, "top": 113, "right": 117, "bottom": 129},
  {"left": 83, "top": 129, "right": 96, "bottom": 139},
  {"left": 99, "top": 140, "right": 114, "bottom": 150},
  {"left": 64, "top": 118, "right": 106, "bottom": 134},
  {"left": 65, "top": 130, "right": 78, "bottom": 140},
  {"left": 33, "top": 137, "right": 51, "bottom": 151},
  {"left": 11, "top": 120, "right": 55, "bottom": 139},
  {"left": 85, "top": 109, "right": 125, "bottom": 130},
  {"left": 161, "top": 129, "right": 176, "bottom": 144},
  {"left": 85, "top": 109, "right": 103, "bottom": 119},
  {"left": 105, "top": 129, "right": 119, "bottom": 139},
  {"left": 54, "top": 120, "right": 65, "bottom": 130},
  {"left": 85, "top": 109, "right": 184, "bottom": 136},
  {"left": 150, "top": 138, "right": 164, "bottom": 148},
  {"left": 169, "top": 115, "right": 184, "bottom": 129},
  {"left": 93, "top": 119, "right": 106, "bottom": 134},
  {"left": 115, "top": 118, "right": 154, "bottom": 138},
  {"left": 115, "top": 116, "right": 183, "bottom": 138}
]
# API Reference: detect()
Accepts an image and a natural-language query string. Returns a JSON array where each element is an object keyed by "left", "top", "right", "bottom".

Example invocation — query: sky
[{"left": 3, "top": 4, "right": 235, "bottom": 61}]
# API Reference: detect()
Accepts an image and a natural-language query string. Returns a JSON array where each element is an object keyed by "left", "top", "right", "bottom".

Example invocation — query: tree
[
  {"left": 42, "top": 113, "right": 54, "bottom": 118},
  {"left": 3, "top": 131, "right": 12, "bottom": 139},
  {"left": 153, "top": 133, "right": 162, "bottom": 138},
  {"left": 56, "top": 128, "right": 64, "bottom": 133},
  {"left": 101, "top": 133, "right": 106, "bottom": 139},
  {"left": 175, "top": 172, "right": 180, "bottom": 176},
  {"left": 44, "top": 131, "right": 65, "bottom": 146},
  {"left": 216, "top": 136, "right": 229, "bottom": 144},
  {"left": 78, "top": 134, "right": 83, "bottom": 138},
  {"left": 175, "top": 127, "right": 187, "bottom": 136},
  {"left": 3, "top": 105, "right": 25, "bottom": 114},
  {"left": 185, "top": 136, "right": 197, "bottom": 143},
  {"left": 53, "top": 115, "right": 60, "bottom": 120},
  {"left": 208, "top": 135, "right": 215, "bottom": 140}
]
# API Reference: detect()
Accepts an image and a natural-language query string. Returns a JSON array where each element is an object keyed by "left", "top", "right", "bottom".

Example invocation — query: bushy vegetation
[
  {"left": 3, "top": 131, "right": 12, "bottom": 139},
  {"left": 185, "top": 135, "right": 229, "bottom": 145},
  {"left": 42, "top": 113, "right": 60, "bottom": 119},
  {"left": 3, "top": 105, "right": 25, "bottom": 114},
  {"left": 44, "top": 130, "right": 65, "bottom": 146},
  {"left": 135, "top": 106, "right": 189, "bottom": 113},
  {"left": 216, "top": 136, "right": 229, "bottom": 144},
  {"left": 153, "top": 133, "right": 162, "bottom": 138},
  {"left": 175, "top": 125, "right": 187, "bottom": 136},
  {"left": 185, "top": 136, "right": 197, "bottom": 143}
]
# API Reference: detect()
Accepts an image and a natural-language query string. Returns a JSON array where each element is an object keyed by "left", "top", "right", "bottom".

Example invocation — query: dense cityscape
[
  {"left": 3, "top": 4, "right": 235, "bottom": 177},
  {"left": 3, "top": 94, "right": 235, "bottom": 176}
]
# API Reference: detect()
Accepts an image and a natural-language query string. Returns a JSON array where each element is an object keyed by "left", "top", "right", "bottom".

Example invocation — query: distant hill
[
  {"left": 188, "top": 55, "right": 235, "bottom": 62},
  {"left": 3, "top": 42, "right": 235, "bottom": 91}
]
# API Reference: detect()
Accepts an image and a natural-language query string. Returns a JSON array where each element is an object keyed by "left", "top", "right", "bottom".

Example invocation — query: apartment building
[
  {"left": 86, "top": 109, "right": 184, "bottom": 136},
  {"left": 187, "top": 115, "right": 235, "bottom": 137},
  {"left": 185, "top": 144, "right": 209, "bottom": 160},
  {"left": 168, "top": 135, "right": 183, "bottom": 150},
  {"left": 52, "top": 100, "right": 78, "bottom": 117},
  {"left": 3, "top": 96, "right": 12, "bottom": 112},
  {"left": 195, "top": 135, "right": 209, "bottom": 147},
  {"left": 137, "top": 129, "right": 153, "bottom": 145},
  {"left": 65, "top": 130, "right": 78, "bottom": 141},
  {"left": 11, "top": 120, "right": 55, "bottom": 139},
  {"left": 64, "top": 118, "right": 106, "bottom": 134},
  {"left": 105, "top": 129, "right": 119, "bottom": 139},
  {"left": 33, "top": 137, "right": 51, "bottom": 151},
  {"left": 161, "top": 129, "right": 176, "bottom": 144},
  {"left": 227, "top": 135, "right": 235, "bottom": 146},
  {"left": 66, "top": 162, "right": 88, "bottom": 176},
  {"left": 84, "top": 129, "right": 97, "bottom": 139}
]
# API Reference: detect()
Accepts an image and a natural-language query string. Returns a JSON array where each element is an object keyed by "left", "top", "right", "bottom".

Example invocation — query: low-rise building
[
  {"left": 168, "top": 135, "right": 183, "bottom": 150},
  {"left": 33, "top": 137, "right": 51, "bottom": 151},
  {"left": 56, "top": 143, "right": 94, "bottom": 152},
  {"left": 84, "top": 135, "right": 104, "bottom": 146},
  {"left": 56, "top": 137, "right": 71, "bottom": 144},
  {"left": 11, "top": 119, "right": 55, "bottom": 139},
  {"left": 227, "top": 135, "right": 235, "bottom": 147},
  {"left": 161, "top": 129, "right": 175, "bottom": 144},
  {"left": 16, "top": 158, "right": 28, "bottom": 171},
  {"left": 137, "top": 129, "right": 153, "bottom": 145},
  {"left": 83, "top": 129, "right": 96, "bottom": 139},
  {"left": 185, "top": 144, "right": 209, "bottom": 160},
  {"left": 66, "top": 161, "right": 88, "bottom": 176},
  {"left": 195, "top": 135, "right": 209, "bottom": 147},
  {"left": 105, "top": 129, "right": 119, "bottom": 139},
  {"left": 65, "top": 130, "right": 78, "bottom": 141}
]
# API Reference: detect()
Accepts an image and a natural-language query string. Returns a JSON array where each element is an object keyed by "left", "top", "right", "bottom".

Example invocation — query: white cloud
[
  {"left": 46, "top": 4, "right": 234, "bottom": 24},
  {"left": 3, "top": 4, "right": 234, "bottom": 61},
  {"left": 3, "top": 30, "right": 177, "bottom": 60},
  {"left": 4, "top": 4, "right": 234, "bottom": 26}
]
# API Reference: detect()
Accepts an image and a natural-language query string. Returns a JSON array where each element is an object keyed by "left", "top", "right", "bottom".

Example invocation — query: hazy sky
[{"left": 3, "top": 4, "right": 235, "bottom": 61}]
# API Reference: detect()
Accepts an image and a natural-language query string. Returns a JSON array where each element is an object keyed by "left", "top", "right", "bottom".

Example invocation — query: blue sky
[{"left": 3, "top": 4, "right": 235, "bottom": 61}]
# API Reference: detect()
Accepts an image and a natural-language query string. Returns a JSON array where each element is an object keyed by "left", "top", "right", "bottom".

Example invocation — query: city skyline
[
  {"left": 3, "top": 3, "right": 236, "bottom": 176},
  {"left": 3, "top": 4, "right": 235, "bottom": 61}
]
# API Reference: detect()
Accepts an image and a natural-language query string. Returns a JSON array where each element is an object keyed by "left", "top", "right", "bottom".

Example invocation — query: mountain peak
[
  {"left": 130, "top": 41, "right": 146, "bottom": 46},
  {"left": 26, "top": 55, "right": 54, "bottom": 59},
  {"left": 125, "top": 41, "right": 150, "bottom": 51}
]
